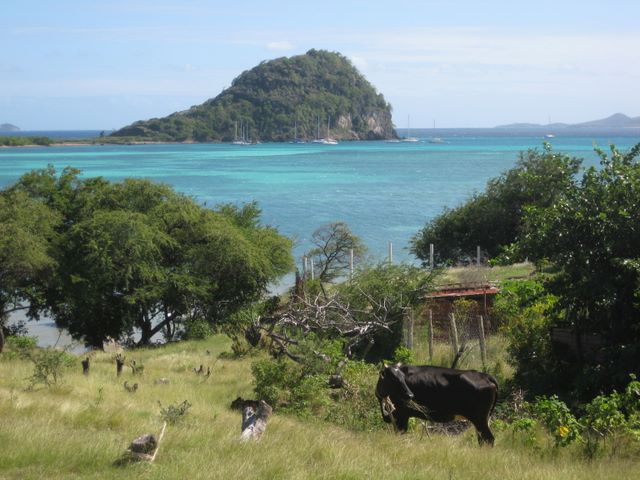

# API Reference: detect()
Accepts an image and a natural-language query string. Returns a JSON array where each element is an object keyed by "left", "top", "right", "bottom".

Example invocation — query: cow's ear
[{"left": 383, "top": 363, "right": 389, "bottom": 369}]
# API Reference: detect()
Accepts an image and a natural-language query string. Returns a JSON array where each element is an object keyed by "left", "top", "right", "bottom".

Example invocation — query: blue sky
[{"left": 2, "top": 0, "right": 639, "bottom": 130}]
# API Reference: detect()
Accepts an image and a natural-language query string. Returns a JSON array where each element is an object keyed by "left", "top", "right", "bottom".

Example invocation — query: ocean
[
  {"left": 2, "top": 128, "right": 638, "bottom": 262},
  {"left": 1, "top": 128, "right": 638, "bottom": 348}
]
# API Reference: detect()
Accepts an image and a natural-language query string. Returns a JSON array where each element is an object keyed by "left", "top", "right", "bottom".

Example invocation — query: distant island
[
  {"left": 0, "top": 123, "right": 20, "bottom": 132},
  {"left": 112, "top": 49, "right": 397, "bottom": 142},
  {"left": 496, "top": 113, "right": 640, "bottom": 129}
]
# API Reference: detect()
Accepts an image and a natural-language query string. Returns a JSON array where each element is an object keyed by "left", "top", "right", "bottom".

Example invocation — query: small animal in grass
[
  {"left": 124, "top": 381, "right": 139, "bottom": 393},
  {"left": 193, "top": 365, "right": 211, "bottom": 377}
]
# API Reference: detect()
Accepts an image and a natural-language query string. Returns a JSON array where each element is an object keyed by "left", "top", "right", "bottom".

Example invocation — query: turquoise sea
[
  {"left": 3, "top": 128, "right": 638, "bottom": 347},
  {"left": 2, "top": 128, "right": 639, "bottom": 265}
]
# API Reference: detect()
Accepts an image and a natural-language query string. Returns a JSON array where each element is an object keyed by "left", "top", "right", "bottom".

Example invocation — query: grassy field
[
  {"left": 435, "top": 262, "right": 535, "bottom": 286},
  {"left": 1, "top": 335, "right": 639, "bottom": 480}
]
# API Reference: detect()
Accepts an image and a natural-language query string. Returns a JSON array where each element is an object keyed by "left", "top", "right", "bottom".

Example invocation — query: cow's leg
[
  {"left": 394, "top": 413, "right": 409, "bottom": 433},
  {"left": 471, "top": 418, "right": 494, "bottom": 446}
]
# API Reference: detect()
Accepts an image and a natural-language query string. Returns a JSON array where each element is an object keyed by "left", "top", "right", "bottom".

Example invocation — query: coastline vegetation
[{"left": 0, "top": 135, "right": 54, "bottom": 147}]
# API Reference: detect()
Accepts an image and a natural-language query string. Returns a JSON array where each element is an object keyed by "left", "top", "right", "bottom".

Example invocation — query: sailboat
[
  {"left": 428, "top": 120, "right": 444, "bottom": 144},
  {"left": 401, "top": 115, "right": 419, "bottom": 142},
  {"left": 312, "top": 115, "right": 325, "bottom": 143},
  {"left": 323, "top": 116, "right": 338, "bottom": 145},
  {"left": 232, "top": 120, "right": 250, "bottom": 145},
  {"left": 291, "top": 120, "right": 306, "bottom": 144},
  {"left": 312, "top": 115, "right": 338, "bottom": 144}
]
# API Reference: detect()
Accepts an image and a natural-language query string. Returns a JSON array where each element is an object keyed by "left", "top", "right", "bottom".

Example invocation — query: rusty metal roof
[{"left": 426, "top": 284, "right": 499, "bottom": 299}]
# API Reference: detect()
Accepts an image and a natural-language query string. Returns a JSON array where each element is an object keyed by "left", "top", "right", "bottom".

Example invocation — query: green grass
[
  {"left": 436, "top": 262, "right": 535, "bottom": 286},
  {"left": 1, "top": 334, "right": 638, "bottom": 479}
]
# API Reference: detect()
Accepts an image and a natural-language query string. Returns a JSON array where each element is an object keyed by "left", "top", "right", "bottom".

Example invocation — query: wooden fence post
[
  {"left": 478, "top": 315, "right": 487, "bottom": 366},
  {"left": 428, "top": 309, "right": 434, "bottom": 363},
  {"left": 116, "top": 354, "right": 125, "bottom": 377},
  {"left": 406, "top": 310, "right": 414, "bottom": 350},
  {"left": 349, "top": 248, "right": 354, "bottom": 282},
  {"left": 449, "top": 312, "right": 459, "bottom": 358},
  {"left": 430, "top": 243, "right": 434, "bottom": 269}
]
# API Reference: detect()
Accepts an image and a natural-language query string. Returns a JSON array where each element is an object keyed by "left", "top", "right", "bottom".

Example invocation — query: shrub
[
  {"left": 183, "top": 319, "right": 213, "bottom": 340},
  {"left": 28, "top": 348, "right": 75, "bottom": 388},
  {"left": 3, "top": 335, "right": 38, "bottom": 360},
  {"left": 159, "top": 400, "right": 192, "bottom": 424},
  {"left": 530, "top": 395, "right": 582, "bottom": 447},
  {"left": 391, "top": 345, "right": 415, "bottom": 365}
]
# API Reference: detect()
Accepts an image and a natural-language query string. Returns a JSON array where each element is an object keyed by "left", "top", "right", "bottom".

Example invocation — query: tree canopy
[
  {"left": 111, "top": 50, "right": 396, "bottom": 142},
  {"left": 518, "top": 143, "right": 640, "bottom": 395},
  {"left": 411, "top": 143, "right": 582, "bottom": 265},
  {"left": 3, "top": 166, "right": 294, "bottom": 347}
]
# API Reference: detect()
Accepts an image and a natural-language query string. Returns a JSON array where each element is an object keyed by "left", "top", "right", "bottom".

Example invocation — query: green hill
[{"left": 112, "top": 50, "right": 397, "bottom": 142}]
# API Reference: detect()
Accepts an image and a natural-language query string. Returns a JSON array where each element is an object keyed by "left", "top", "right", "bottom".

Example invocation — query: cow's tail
[{"left": 487, "top": 374, "right": 499, "bottom": 418}]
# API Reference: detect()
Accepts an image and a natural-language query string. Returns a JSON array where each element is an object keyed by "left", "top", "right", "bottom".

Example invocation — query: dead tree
[
  {"left": 256, "top": 290, "right": 399, "bottom": 363},
  {"left": 240, "top": 400, "right": 273, "bottom": 442},
  {"left": 116, "top": 354, "right": 125, "bottom": 377},
  {"left": 81, "top": 357, "right": 90, "bottom": 375}
]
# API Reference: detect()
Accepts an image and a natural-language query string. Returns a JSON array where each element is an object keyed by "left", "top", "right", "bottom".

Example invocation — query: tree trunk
[{"left": 0, "top": 326, "right": 4, "bottom": 354}]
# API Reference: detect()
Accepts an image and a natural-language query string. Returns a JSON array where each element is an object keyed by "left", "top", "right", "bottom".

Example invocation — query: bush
[
  {"left": 28, "top": 348, "right": 75, "bottom": 388},
  {"left": 182, "top": 319, "right": 213, "bottom": 340},
  {"left": 391, "top": 345, "right": 415, "bottom": 365},
  {"left": 3, "top": 336, "right": 37, "bottom": 360},
  {"left": 531, "top": 395, "right": 582, "bottom": 447},
  {"left": 251, "top": 355, "right": 384, "bottom": 431}
]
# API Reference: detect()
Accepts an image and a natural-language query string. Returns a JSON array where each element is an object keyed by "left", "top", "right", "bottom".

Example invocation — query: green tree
[
  {"left": 7, "top": 167, "right": 294, "bottom": 347},
  {"left": 520, "top": 143, "right": 640, "bottom": 397},
  {"left": 411, "top": 144, "right": 582, "bottom": 265},
  {"left": 0, "top": 190, "right": 59, "bottom": 352},
  {"left": 306, "top": 222, "right": 367, "bottom": 283}
]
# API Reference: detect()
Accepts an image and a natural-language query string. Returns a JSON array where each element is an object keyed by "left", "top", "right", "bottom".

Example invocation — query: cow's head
[{"left": 376, "top": 363, "right": 414, "bottom": 402}]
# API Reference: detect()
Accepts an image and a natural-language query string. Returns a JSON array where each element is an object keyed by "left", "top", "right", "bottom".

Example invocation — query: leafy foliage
[
  {"left": 27, "top": 347, "right": 75, "bottom": 388},
  {"left": 111, "top": 50, "right": 396, "bottom": 142},
  {"left": 520, "top": 143, "right": 640, "bottom": 397},
  {"left": 0, "top": 189, "right": 59, "bottom": 352},
  {"left": 0, "top": 136, "right": 53, "bottom": 146},
  {"left": 336, "top": 263, "right": 433, "bottom": 361},
  {"left": 307, "top": 221, "right": 367, "bottom": 283},
  {"left": 159, "top": 400, "right": 192, "bottom": 424},
  {"left": 3, "top": 166, "right": 294, "bottom": 346},
  {"left": 411, "top": 143, "right": 582, "bottom": 265}
]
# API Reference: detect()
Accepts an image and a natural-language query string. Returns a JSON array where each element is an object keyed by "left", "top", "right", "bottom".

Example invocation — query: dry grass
[
  {"left": 1, "top": 335, "right": 638, "bottom": 479},
  {"left": 436, "top": 262, "right": 535, "bottom": 287}
]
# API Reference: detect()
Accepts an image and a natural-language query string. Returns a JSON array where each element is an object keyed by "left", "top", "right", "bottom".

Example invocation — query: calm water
[
  {"left": 3, "top": 128, "right": 638, "bottom": 347},
  {"left": 2, "top": 128, "right": 638, "bottom": 262}
]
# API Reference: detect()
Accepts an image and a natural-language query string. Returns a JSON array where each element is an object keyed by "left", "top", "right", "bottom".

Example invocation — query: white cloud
[{"left": 266, "top": 41, "right": 294, "bottom": 51}]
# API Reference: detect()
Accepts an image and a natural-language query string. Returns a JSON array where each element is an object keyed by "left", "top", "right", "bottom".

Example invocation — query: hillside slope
[{"left": 112, "top": 50, "right": 396, "bottom": 142}]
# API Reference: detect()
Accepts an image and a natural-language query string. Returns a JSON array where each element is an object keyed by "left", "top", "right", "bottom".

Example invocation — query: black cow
[{"left": 375, "top": 363, "right": 498, "bottom": 445}]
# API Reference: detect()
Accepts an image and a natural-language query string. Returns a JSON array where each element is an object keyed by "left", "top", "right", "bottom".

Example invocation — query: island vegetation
[
  {"left": 0, "top": 135, "right": 54, "bottom": 147},
  {"left": 111, "top": 50, "right": 397, "bottom": 143}
]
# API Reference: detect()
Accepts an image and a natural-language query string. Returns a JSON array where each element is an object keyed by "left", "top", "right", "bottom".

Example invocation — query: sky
[{"left": 2, "top": 0, "right": 639, "bottom": 130}]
